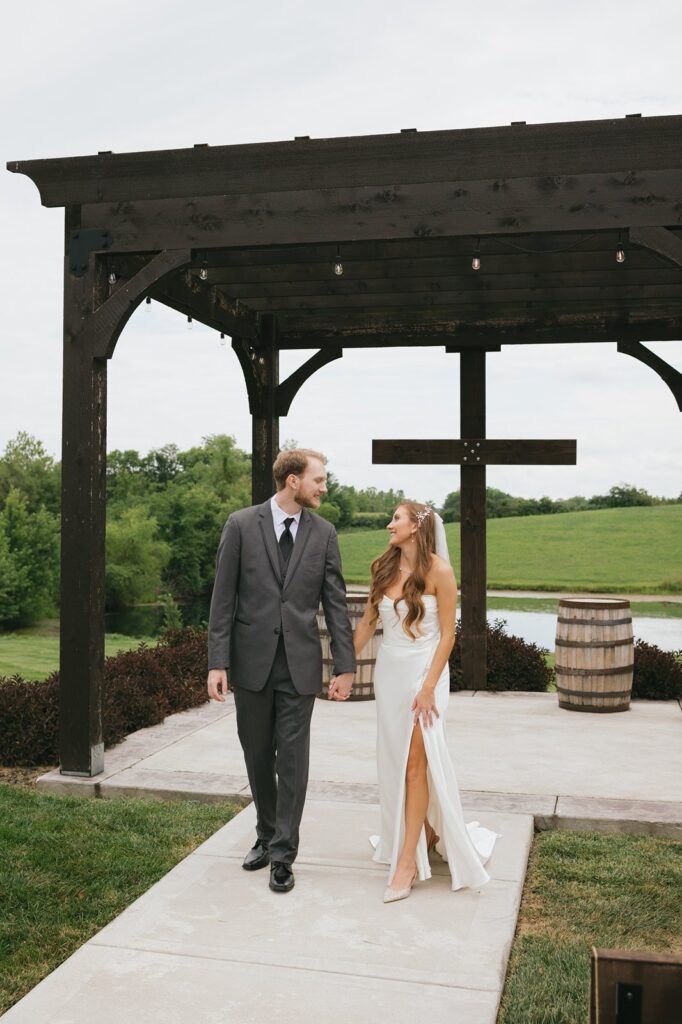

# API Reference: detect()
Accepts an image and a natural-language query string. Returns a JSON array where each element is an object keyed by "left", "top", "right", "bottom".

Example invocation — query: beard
[{"left": 295, "top": 492, "right": 320, "bottom": 509}]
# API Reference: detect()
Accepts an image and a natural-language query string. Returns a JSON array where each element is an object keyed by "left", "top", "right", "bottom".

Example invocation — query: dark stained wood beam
[
  {"left": 88, "top": 249, "right": 191, "bottom": 358},
  {"left": 276, "top": 308, "right": 682, "bottom": 343},
  {"left": 9, "top": 114, "right": 682, "bottom": 206},
  {"left": 59, "top": 208, "right": 107, "bottom": 776},
  {"left": 617, "top": 341, "right": 682, "bottom": 411},
  {"left": 205, "top": 265, "right": 677, "bottom": 297},
  {"left": 630, "top": 225, "right": 682, "bottom": 268},
  {"left": 188, "top": 230, "right": 673, "bottom": 268},
  {"left": 459, "top": 351, "right": 488, "bottom": 690},
  {"left": 75, "top": 167, "right": 682, "bottom": 251},
  {"left": 229, "top": 283, "right": 682, "bottom": 314},
  {"left": 276, "top": 347, "right": 343, "bottom": 416},
  {"left": 372, "top": 439, "right": 577, "bottom": 465},
  {"left": 150, "top": 273, "right": 258, "bottom": 340},
  {"left": 233, "top": 316, "right": 279, "bottom": 502}
]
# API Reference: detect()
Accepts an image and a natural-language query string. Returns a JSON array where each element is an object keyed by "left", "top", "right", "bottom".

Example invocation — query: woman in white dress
[{"left": 352, "top": 502, "right": 498, "bottom": 903}]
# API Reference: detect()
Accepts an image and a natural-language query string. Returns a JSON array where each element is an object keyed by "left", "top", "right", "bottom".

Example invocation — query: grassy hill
[{"left": 338, "top": 504, "right": 682, "bottom": 593}]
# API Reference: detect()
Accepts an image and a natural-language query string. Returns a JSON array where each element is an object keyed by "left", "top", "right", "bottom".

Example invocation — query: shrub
[
  {"left": 449, "top": 617, "right": 552, "bottom": 692},
  {"left": 0, "top": 627, "right": 209, "bottom": 767},
  {"left": 632, "top": 639, "right": 682, "bottom": 700},
  {"left": 350, "top": 512, "right": 391, "bottom": 529}
]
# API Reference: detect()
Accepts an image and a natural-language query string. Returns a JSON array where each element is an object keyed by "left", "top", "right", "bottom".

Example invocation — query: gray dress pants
[{"left": 232, "top": 635, "right": 316, "bottom": 865}]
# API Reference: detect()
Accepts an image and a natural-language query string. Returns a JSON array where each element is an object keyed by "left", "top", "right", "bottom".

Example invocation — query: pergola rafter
[{"left": 8, "top": 112, "right": 682, "bottom": 776}]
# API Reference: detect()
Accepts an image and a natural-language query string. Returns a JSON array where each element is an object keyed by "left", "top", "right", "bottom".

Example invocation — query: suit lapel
[
  {"left": 258, "top": 500, "right": 284, "bottom": 587},
  {"left": 283, "top": 508, "right": 312, "bottom": 591}
]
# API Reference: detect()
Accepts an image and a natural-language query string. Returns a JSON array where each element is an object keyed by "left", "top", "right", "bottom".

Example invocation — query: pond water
[
  {"left": 106, "top": 601, "right": 681, "bottom": 652},
  {"left": 474, "top": 609, "right": 680, "bottom": 653}
]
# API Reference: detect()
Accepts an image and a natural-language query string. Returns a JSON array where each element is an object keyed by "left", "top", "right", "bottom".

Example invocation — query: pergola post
[
  {"left": 59, "top": 208, "right": 107, "bottom": 775},
  {"left": 233, "top": 314, "right": 280, "bottom": 504},
  {"left": 59, "top": 235, "right": 192, "bottom": 775},
  {"left": 459, "top": 350, "right": 487, "bottom": 690}
]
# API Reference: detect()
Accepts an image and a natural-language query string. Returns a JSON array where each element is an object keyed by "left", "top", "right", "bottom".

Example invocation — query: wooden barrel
[
  {"left": 555, "top": 598, "right": 634, "bottom": 713},
  {"left": 317, "top": 592, "right": 381, "bottom": 701}
]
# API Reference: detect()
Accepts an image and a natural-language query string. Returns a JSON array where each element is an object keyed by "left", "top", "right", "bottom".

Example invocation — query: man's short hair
[{"left": 273, "top": 448, "right": 327, "bottom": 490}]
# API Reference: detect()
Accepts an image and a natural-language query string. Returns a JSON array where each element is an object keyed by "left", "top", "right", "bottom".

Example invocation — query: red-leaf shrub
[
  {"left": 632, "top": 639, "right": 682, "bottom": 700},
  {"left": 0, "top": 627, "right": 210, "bottom": 767}
]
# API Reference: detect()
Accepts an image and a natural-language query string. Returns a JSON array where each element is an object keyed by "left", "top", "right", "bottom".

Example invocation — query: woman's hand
[{"left": 411, "top": 687, "right": 440, "bottom": 728}]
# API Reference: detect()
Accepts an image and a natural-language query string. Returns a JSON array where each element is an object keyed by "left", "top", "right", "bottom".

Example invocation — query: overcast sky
[{"left": 2, "top": 0, "right": 681, "bottom": 504}]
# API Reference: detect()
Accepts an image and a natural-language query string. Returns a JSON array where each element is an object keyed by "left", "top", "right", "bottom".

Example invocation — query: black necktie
[{"left": 279, "top": 517, "right": 294, "bottom": 564}]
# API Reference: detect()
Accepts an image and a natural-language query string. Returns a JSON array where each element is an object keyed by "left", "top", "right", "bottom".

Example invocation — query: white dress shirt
[{"left": 270, "top": 495, "right": 302, "bottom": 542}]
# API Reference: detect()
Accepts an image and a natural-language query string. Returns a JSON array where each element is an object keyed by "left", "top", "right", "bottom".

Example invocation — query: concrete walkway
[{"left": 3, "top": 693, "right": 680, "bottom": 1023}]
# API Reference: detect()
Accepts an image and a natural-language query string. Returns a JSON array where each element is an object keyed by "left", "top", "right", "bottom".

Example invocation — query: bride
[{"left": 352, "top": 502, "right": 498, "bottom": 903}]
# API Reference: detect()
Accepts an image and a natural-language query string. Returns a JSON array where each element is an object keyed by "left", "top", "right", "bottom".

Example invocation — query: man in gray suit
[{"left": 207, "top": 448, "right": 356, "bottom": 893}]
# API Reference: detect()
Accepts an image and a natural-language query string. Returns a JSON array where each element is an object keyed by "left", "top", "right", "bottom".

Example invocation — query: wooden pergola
[{"left": 9, "top": 113, "right": 682, "bottom": 776}]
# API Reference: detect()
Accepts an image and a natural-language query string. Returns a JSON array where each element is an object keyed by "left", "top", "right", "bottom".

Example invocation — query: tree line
[{"left": 0, "top": 431, "right": 679, "bottom": 627}]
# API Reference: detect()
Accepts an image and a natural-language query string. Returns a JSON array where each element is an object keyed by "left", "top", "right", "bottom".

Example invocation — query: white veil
[{"left": 433, "top": 511, "right": 451, "bottom": 565}]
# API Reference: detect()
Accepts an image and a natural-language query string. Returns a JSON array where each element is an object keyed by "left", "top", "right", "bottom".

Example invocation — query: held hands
[
  {"left": 207, "top": 668, "right": 230, "bottom": 702},
  {"left": 412, "top": 687, "right": 440, "bottom": 728},
  {"left": 328, "top": 672, "right": 354, "bottom": 701}
]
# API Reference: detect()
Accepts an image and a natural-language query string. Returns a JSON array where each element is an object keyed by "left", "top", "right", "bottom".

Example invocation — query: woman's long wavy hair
[{"left": 368, "top": 502, "right": 437, "bottom": 639}]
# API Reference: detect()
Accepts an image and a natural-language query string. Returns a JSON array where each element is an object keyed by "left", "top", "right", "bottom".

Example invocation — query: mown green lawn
[
  {"left": 339, "top": 505, "right": 682, "bottom": 593},
  {"left": 0, "top": 784, "right": 239, "bottom": 1015},
  {"left": 0, "top": 633, "right": 155, "bottom": 681},
  {"left": 498, "top": 830, "right": 682, "bottom": 1024}
]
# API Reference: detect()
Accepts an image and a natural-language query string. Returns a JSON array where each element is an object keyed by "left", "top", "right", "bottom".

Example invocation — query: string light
[
  {"left": 108, "top": 271, "right": 117, "bottom": 285},
  {"left": 187, "top": 315, "right": 193, "bottom": 331},
  {"left": 471, "top": 256, "right": 481, "bottom": 271},
  {"left": 220, "top": 333, "right": 226, "bottom": 346},
  {"left": 200, "top": 266, "right": 208, "bottom": 280},
  {"left": 333, "top": 259, "right": 343, "bottom": 276},
  {"left": 145, "top": 296, "right": 151, "bottom": 312},
  {"left": 615, "top": 247, "right": 626, "bottom": 263}
]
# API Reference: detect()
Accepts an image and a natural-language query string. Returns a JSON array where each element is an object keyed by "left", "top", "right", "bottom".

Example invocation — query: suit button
[{"left": 274, "top": 627, "right": 280, "bottom": 635}]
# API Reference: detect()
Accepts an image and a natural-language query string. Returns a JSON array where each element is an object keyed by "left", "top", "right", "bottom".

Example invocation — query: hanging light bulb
[
  {"left": 187, "top": 315, "right": 193, "bottom": 331},
  {"left": 200, "top": 266, "right": 208, "bottom": 280},
  {"left": 615, "top": 247, "right": 626, "bottom": 263},
  {"left": 145, "top": 296, "right": 152, "bottom": 312},
  {"left": 220, "top": 332, "right": 226, "bottom": 347},
  {"left": 471, "top": 256, "right": 481, "bottom": 271},
  {"left": 333, "top": 260, "right": 344, "bottom": 276},
  {"left": 108, "top": 271, "right": 117, "bottom": 285}
]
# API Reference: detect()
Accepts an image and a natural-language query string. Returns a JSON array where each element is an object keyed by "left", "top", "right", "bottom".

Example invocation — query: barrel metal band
[
  {"left": 555, "top": 637, "right": 633, "bottom": 649},
  {"left": 557, "top": 616, "right": 632, "bottom": 626},
  {"left": 556, "top": 664, "right": 634, "bottom": 677},
  {"left": 557, "top": 686, "right": 632, "bottom": 699}
]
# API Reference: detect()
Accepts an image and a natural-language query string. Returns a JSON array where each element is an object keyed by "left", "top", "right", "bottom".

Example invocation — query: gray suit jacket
[{"left": 208, "top": 499, "right": 356, "bottom": 694}]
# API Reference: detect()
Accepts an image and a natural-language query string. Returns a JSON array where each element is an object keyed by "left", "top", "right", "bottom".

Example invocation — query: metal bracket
[{"left": 69, "top": 228, "right": 112, "bottom": 277}]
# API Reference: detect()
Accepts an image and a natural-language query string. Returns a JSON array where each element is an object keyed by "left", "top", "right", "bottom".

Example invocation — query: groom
[{"left": 207, "top": 448, "right": 356, "bottom": 893}]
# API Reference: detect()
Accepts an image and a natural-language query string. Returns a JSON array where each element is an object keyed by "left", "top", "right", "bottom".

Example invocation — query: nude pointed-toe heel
[{"left": 383, "top": 869, "right": 418, "bottom": 904}]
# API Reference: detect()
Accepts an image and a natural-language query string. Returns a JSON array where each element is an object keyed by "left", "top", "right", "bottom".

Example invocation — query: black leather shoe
[
  {"left": 242, "top": 839, "right": 270, "bottom": 871},
  {"left": 269, "top": 861, "right": 295, "bottom": 893}
]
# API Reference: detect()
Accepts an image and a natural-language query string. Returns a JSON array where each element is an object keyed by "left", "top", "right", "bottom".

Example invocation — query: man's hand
[
  {"left": 207, "top": 668, "right": 230, "bottom": 702},
  {"left": 328, "top": 672, "right": 354, "bottom": 701}
]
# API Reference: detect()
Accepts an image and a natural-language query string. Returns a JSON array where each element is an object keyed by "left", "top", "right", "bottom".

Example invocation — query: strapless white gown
[{"left": 370, "top": 595, "right": 499, "bottom": 890}]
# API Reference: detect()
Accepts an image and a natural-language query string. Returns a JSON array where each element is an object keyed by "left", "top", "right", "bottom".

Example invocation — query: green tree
[
  {"left": 0, "top": 432, "right": 60, "bottom": 514},
  {"left": 105, "top": 507, "right": 170, "bottom": 608},
  {"left": 0, "top": 487, "right": 60, "bottom": 626}
]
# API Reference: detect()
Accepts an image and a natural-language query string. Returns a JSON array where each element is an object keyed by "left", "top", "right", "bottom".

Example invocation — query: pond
[
  {"left": 106, "top": 599, "right": 680, "bottom": 652},
  {"left": 476, "top": 609, "right": 680, "bottom": 653}
]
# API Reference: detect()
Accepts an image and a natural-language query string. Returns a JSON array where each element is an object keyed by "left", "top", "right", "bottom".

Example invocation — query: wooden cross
[{"left": 373, "top": 350, "right": 577, "bottom": 689}]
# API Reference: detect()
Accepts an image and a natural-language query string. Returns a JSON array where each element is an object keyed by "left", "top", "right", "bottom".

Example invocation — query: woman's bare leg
[{"left": 390, "top": 724, "right": 429, "bottom": 890}]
